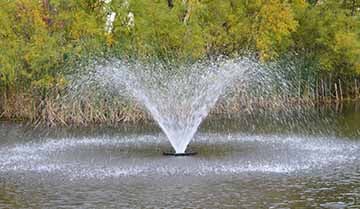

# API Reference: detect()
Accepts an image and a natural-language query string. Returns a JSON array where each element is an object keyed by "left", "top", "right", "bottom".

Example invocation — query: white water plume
[{"left": 77, "top": 58, "right": 262, "bottom": 153}]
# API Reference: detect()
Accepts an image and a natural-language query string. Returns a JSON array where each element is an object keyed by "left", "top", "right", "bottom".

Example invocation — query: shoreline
[{"left": 1, "top": 93, "right": 359, "bottom": 127}]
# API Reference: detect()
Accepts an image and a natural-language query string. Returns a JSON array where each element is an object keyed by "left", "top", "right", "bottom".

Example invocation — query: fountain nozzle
[{"left": 163, "top": 150, "right": 197, "bottom": 156}]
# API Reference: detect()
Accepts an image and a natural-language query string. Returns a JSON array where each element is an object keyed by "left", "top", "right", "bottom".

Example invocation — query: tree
[
  {"left": 292, "top": 0, "right": 360, "bottom": 75},
  {"left": 0, "top": 0, "right": 108, "bottom": 92}
]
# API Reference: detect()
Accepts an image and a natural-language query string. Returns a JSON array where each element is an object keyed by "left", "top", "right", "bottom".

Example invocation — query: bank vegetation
[{"left": 1, "top": 0, "right": 360, "bottom": 125}]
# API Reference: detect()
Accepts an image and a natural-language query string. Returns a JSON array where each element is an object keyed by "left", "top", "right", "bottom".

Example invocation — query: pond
[{"left": 0, "top": 102, "right": 359, "bottom": 208}]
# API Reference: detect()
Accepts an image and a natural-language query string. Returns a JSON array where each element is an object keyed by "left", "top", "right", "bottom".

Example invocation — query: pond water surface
[{"left": 0, "top": 102, "right": 359, "bottom": 208}]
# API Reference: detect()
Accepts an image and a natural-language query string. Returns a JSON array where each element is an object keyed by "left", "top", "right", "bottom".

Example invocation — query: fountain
[
  {"left": 1, "top": 58, "right": 359, "bottom": 209},
  {"left": 86, "top": 58, "right": 261, "bottom": 154}
]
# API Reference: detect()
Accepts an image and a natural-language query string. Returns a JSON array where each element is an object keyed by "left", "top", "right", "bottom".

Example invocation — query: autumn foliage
[{"left": 0, "top": 0, "right": 360, "bottom": 122}]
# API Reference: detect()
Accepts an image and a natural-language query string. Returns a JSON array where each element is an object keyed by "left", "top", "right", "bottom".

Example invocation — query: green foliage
[
  {"left": 0, "top": 0, "right": 107, "bottom": 92},
  {"left": 1, "top": 0, "right": 360, "bottom": 94},
  {"left": 109, "top": 0, "right": 206, "bottom": 60},
  {"left": 292, "top": 0, "right": 360, "bottom": 75}
]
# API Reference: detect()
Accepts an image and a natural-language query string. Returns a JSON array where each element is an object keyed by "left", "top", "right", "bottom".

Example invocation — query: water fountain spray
[{"left": 75, "top": 58, "right": 262, "bottom": 155}]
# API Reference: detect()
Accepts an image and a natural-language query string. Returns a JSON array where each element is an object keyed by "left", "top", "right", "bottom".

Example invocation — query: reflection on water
[{"left": 0, "top": 102, "right": 359, "bottom": 208}]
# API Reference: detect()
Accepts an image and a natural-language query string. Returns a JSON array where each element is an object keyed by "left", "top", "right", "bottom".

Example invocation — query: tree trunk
[
  {"left": 339, "top": 79, "right": 344, "bottom": 100},
  {"left": 42, "top": 0, "right": 52, "bottom": 26},
  {"left": 167, "top": 0, "right": 174, "bottom": 8},
  {"left": 335, "top": 83, "right": 339, "bottom": 102},
  {"left": 42, "top": 0, "right": 50, "bottom": 11},
  {"left": 351, "top": 0, "right": 356, "bottom": 16},
  {"left": 184, "top": 7, "right": 191, "bottom": 24},
  {"left": 321, "top": 79, "right": 325, "bottom": 100},
  {"left": 355, "top": 78, "right": 359, "bottom": 99}
]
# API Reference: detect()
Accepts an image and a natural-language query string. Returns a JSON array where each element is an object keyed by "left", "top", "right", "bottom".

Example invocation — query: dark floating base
[{"left": 163, "top": 150, "right": 197, "bottom": 156}]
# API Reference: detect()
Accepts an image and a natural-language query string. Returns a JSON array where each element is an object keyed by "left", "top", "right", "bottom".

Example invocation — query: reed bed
[{"left": 1, "top": 85, "right": 359, "bottom": 127}]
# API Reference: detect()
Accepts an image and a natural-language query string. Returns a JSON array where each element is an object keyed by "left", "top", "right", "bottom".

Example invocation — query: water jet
[{"left": 82, "top": 58, "right": 259, "bottom": 153}]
